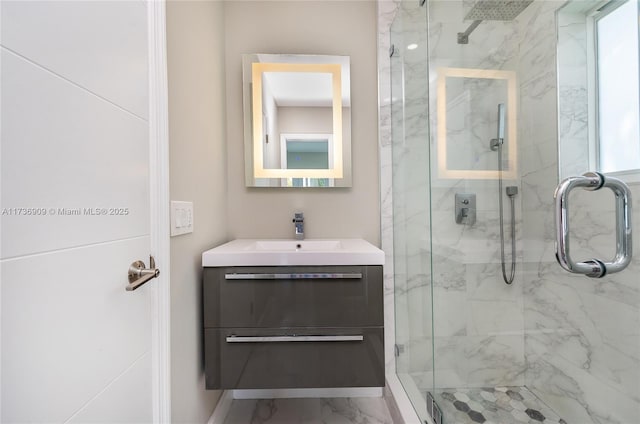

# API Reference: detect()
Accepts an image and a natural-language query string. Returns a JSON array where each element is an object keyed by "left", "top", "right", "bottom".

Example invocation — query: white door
[{"left": 1, "top": 1, "right": 169, "bottom": 422}]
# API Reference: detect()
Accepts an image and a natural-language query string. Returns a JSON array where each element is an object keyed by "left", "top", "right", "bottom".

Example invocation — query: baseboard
[
  {"left": 232, "top": 387, "right": 383, "bottom": 399},
  {"left": 207, "top": 390, "right": 234, "bottom": 424}
]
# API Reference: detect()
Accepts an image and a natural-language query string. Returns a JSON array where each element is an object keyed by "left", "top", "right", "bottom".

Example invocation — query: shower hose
[{"left": 497, "top": 139, "right": 516, "bottom": 285}]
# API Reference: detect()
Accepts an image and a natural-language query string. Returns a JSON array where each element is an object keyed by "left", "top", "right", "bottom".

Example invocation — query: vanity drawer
[
  {"left": 203, "top": 265, "right": 383, "bottom": 328},
  {"left": 204, "top": 327, "right": 384, "bottom": 389}
]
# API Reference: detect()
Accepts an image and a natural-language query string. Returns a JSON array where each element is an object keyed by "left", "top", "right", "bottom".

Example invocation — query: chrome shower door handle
[{"left": 554, "top": 172, "right": 633, "bottom": 278}]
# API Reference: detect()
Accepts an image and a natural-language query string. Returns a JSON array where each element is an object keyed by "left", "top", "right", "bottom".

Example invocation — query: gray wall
[
  {"left": 166, "top": 1, "right": 379, "bottom": 421},
  {"left": 224, "top": 0, "right": 380, "bottom": 244},
  {"left": 167, "top": 1, "right": 227, "bottom": 422}
]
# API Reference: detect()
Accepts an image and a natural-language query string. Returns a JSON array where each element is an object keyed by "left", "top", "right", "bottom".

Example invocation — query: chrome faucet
[{"left": 292, "top": 212, "right": 304, "bottom": 240}]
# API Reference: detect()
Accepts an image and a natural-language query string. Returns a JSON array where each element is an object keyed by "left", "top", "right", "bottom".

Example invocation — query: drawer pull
[
  {"left": 225, "top": 273, "right": 363, "bottom": 280},
  {"left": 225, "top": 335, "right": 364, "bottom": 343}
]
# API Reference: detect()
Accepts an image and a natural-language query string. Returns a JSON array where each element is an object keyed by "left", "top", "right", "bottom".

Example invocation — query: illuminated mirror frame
[
  {"left": 437, "top": 67, "right": 518, "bottom": 179},
  {"left": 252, "top": 62, "right": 343, "bottom": 179}
]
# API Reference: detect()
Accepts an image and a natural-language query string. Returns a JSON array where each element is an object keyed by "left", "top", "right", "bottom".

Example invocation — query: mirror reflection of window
[
  {"left": 285, "top": 140, "right": 329, "bottom": 170},
  {"left": 288, "top": 178, "right": 330, "bottom": 188},
  {"left": 281, "top": 133, "right": 333, "bottom": 187}
]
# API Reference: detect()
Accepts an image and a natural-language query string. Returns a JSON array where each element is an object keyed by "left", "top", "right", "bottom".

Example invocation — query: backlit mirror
[{"left": 243, "top": 54, "right": 352, "bottom": 187}]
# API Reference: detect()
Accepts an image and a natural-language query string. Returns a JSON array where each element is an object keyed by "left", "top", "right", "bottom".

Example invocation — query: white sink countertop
[{"left": 202, "top": 239, "right": 385, "bottom": 266}]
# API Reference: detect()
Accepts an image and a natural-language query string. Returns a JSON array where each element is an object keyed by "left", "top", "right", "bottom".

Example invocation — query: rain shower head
[
  {"left": 458, "top": 0, "right": 533, "bottom": 44},
  {"left": 465, "top": 0, "right": 533, "bottom": 21}
]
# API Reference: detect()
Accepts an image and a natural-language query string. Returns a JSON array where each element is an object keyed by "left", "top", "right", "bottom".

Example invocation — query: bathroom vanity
[{"left": 202, "top": 239, "right": 384, "bottom": 390}]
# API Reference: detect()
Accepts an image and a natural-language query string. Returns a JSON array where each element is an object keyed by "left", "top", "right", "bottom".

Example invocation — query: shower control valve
[{"left": 455, "top": 193, "right": 476, "bottom": 226}]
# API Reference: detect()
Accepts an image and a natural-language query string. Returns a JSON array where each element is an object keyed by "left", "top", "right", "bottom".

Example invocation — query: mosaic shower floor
[{"left": 432, "top": 386, "right": 567, "bottom": 424}]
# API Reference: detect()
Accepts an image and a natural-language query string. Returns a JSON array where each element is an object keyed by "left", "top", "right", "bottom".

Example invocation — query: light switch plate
[{"left": 170, "top": 201, "right": 193, "bottom": 236}]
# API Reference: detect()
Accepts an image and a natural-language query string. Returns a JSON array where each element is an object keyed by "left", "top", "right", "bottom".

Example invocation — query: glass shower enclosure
[{"left": 390, "top": 0, "right": 640, "bottom": 423}]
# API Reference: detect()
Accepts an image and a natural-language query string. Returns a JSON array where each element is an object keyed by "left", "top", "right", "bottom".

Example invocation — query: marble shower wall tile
[
  {"left": 524, "top": 274, "right": 640, "bottom": 424},
  {"left": 427, "top": 1, "right": 520, "bottom": 70},
  {"left": 557, "top": 7, "right": 590, "bottom": 179},
  {"left": 430, "top": 257, "right": 525, "bottom": 389},
  {"left": 522, "top": 186, "right": 640, "bottom": 423},
  {"left": 444, "top": 77, "right": 511, "bottom": 172},
  {"left": 517, "top": 1, "right": 640, "bottom": 423},
  {"left": 431, "top": 334, "right": 525, "bottom": 389},
  {"left": 406, "top": 334, "right": 434, "bottom": 375}
]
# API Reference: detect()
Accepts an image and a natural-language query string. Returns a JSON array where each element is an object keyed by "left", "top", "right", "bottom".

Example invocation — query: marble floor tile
[
  {"left": 433, "top": 386, "right": 566, "bottom": 424},
  {"left": 223, "top": 397, "right": 394, "bottom": 424}
]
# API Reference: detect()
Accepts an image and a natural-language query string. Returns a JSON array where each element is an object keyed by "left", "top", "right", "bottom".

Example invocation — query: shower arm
[{"left": 457, "top": 20, "right": 482, "bottom": 44}]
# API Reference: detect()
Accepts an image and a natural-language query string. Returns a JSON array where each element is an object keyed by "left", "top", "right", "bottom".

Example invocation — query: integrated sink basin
[{"left": 202, "top": 239, "right": 384, "bottom": 266}]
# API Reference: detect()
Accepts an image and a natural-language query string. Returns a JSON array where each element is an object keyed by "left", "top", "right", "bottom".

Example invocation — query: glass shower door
[{"left": 391, "top": 0, "right": 640, "bottom": 423}]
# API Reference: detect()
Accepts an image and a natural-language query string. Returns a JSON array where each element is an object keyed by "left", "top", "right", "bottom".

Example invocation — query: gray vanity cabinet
[{"left": 203, "top": 265, "right": 384, "bottom": 390}]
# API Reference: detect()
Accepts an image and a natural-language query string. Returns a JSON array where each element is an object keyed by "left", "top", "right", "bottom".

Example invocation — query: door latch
[{"left": 127, "top": 255, "right": 160, "bottom": 291}]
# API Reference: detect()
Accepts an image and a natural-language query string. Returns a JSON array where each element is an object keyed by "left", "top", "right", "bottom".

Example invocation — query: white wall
[
  {"left": 224, "top": 0, "right": 380, "bottom": 244},
  {"left": 166, "top": 1, "right": 228, "bottom": 422}
]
